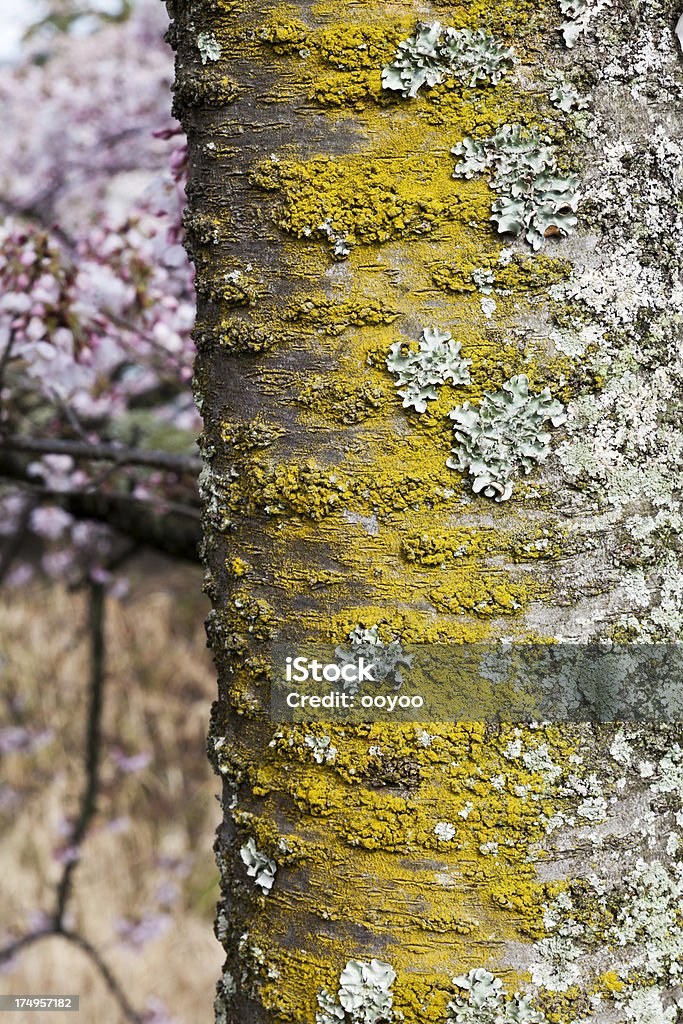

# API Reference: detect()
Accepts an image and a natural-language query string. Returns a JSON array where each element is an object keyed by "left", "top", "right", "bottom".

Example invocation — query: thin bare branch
[
  {"left": 0, "top": 929, "right": 52, "bottom": 966},
  {"left": 0, "top": 929, "right": 142, "bottom": 1024},
  {"left": 0, "top": 495, "right": 34, "bottom": 585},
  {"left": 54, "top": 581, "right": 106, "bottom": 928},
  {"left": 0, "top": 450, "right": 201, "bottom": 562},
  {"left": 60, "top": 930, "right": 144, "bottom": 1024},
  {"left": 1, "top": 435, "right": 202, "bottom": 475},
  {"left": 0, "top": 573, "right": 147, "bottom": 1021}
]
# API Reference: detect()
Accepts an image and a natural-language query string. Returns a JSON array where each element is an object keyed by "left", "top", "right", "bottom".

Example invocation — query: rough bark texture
[{"left": 169, "top": 0, "right": 683, "bottom": 1021}]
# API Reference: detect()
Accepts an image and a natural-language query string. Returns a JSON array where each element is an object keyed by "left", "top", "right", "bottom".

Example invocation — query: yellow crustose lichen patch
[{"left": 218, "top": 721, "right": 580, "bottom": 1020}]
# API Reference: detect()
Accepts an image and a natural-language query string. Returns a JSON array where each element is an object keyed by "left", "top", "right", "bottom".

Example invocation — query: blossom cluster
[{"left": 0, "top": 0, "right": 197, "bottom": 584}]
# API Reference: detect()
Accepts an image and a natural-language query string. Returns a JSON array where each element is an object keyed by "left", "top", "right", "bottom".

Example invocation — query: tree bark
[{"left": 170, "top": 0, "right": 683, "bottom": 1021}]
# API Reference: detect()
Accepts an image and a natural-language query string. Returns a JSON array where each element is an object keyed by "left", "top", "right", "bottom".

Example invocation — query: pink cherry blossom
[{"left": 0, "top": 0, "right": 198, "bottom": 583}]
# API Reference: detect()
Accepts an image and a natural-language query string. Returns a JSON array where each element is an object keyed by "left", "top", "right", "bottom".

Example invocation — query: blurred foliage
[{"left": 24, "top": 0, "right": 134, "bottom": 41}]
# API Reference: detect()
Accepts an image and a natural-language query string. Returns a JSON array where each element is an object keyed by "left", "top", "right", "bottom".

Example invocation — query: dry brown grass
[{"left": 0, "top": 560, "right": 224, "bottom": 1023}]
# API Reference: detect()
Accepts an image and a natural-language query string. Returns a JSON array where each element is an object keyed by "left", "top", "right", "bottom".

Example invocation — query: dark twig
[
  {"left": 0, "top": 450, "right": 201, "bottom": 562},
  {"left": 0, "top": 328, "right": 17, "bottom": 399},
  {"left": 0, "top": 579, "right": 144, "bottom": 1024},
  {"left": 0, "top": 929, "right": 52, "bottom": 966},
  {"left": 61, "top": 930, "right": 143, "bottom": 1024},
  {"left": 0, "top": 435, "right": 202, "bottom": 475},
  {"left": 0, "top": 495, "right": 35, "bottom": 586},
  {"left": 0, "top": 930, "right": 142, "bottom": 1024},
  {"left": 53, "top": 580, "right": 106, "bottom": 927}
]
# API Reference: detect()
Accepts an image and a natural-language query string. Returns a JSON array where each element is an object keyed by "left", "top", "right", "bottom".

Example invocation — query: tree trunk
[{"left": 169, "top": 0, "right": 683, "bottom": 1020}]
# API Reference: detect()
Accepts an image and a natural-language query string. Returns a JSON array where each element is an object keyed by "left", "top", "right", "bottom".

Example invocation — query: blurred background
[{"left": 0, "top": 2, "right": 223, "bottom": 1021}]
